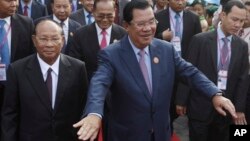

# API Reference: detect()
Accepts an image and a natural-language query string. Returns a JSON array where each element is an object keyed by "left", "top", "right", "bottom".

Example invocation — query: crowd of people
[{"left": 0, "top": 0, "right": 250, "bottom": 141}]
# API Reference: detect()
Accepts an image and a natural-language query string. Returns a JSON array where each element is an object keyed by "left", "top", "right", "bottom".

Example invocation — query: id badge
[
  {"left": 217, "top": 70, "right": 228, "bottom": 90},
  {"left": 171, "top": 37, "right": 181, "bottom": 52},
  {"left": 0, "top": 64, "right": 7, "bottom": 81}
]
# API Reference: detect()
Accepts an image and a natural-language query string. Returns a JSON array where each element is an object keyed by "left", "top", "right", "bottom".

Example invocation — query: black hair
[
  {"left": 123, "top": 0, "right": 152, "bottom": 23},
  {"left": 222, "top": 0, "right": 246, "bottom": 15}
]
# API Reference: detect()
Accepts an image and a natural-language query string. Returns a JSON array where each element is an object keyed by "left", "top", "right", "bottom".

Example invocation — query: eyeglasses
[
  {"left": 130, "top": 18, "right": 158, "bottom": 29},
  {"left": 35, "top": 36, "right": 62, "bottom": 45},
  {"left": 95, "top": 14, "right": 114, "bottom": 20}
]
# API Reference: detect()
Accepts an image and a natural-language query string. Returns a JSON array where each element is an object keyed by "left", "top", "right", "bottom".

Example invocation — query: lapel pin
[
  {"left": 153, "top": 57, "right": 159, "bottom": 64},
  {"left": 70, "top": 32, "right": 74, "bottom": 37}
]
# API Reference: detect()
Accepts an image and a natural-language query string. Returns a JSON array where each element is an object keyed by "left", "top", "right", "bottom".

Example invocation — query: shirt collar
[
  {"left": 53, "top": 15, "right": 69, "bottom": 28},
  {"left": 21, "top": 0, "right": 33, "bottom": 8},
  {"left": 95, "top": 23, "right": 112, "bottom": 36},
  {"left": 169, "top": 7, "right": 183, "bottom": 19},
  {"left": 83, "top": 8, "right": 92, "bottom": 17},
  {"left": 0, "top": 17, "right": 11, "bottom": 27},
  {"left": 217, "top": 25, "right": 232, "bottom": 42},
  {"left": 128, "top": 36, "right": 150, "bottom": 56},
  {"left": 37, "top": 54, "right": 60, "bottom": 76}
]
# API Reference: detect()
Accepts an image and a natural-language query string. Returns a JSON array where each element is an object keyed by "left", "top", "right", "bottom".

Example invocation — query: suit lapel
[
  {"left": 26, "top": 55, "right": 53, "bottom": 113},
  {"left": 228, "top": 36, "right": 238, "bottom": 77},
  {"left": 209, "top": 31, "right": 218, "bottom": 74},
  {"left": 90, "top": 23, "right": 101, "bottom": 51},
  {"left": 10, "top": 15, "right": 19, "bottom": 62},
  {"left": 110, "top": 24, "right": 119, "bottom": 44},
  {"left": 54, "top": 55, "right": 71, "bottom": 114},
  {"left": 120, "top": 36, "right": 152, "bottom": 102}
]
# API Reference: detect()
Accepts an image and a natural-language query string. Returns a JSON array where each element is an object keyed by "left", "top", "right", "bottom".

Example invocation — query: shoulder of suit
[
  {"left": 12, "top": 14, "right": 33, "bottom": 25},
  {"left": 69, "top": 19, "right": 81, "bottom": 27},
  {"left": 61, "top": 54, "right": 85, "bottom": 66}
]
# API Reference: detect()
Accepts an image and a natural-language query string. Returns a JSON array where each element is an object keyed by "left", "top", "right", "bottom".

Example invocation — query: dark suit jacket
[
  {"left": 69, "top": 8, "right": 87, "bottom": 26},
  {"left": 83, "top": 36, "right": 221, "bottom": 141},
  {"left": 176, "top": 31, "right": 249, "bottom": 121},
  {"left": 1, "top": 54, "right": 88, "bottom": 141},
  {"left": 0, "top": 13, "right": 34, "bottom": 140},
  {"left": 18, "top": 1, "right": 48, "bottom": 20},
  {"left": 68, "top": 23, "right": 126, "bottom": 80},
  {"left": 34, "top": 15, "right": 81, "bottom": 55},
  {"left": 155, "top": 8, "right": 202, "bottom": 59}
]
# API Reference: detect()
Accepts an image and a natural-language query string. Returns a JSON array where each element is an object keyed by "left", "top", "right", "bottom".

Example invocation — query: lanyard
[{"left": 0, "top": 24, "right": 11, "bottom": 50}]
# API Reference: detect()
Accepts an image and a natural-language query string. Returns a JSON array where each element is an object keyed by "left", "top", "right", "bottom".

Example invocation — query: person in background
[
  {"left": 73, "top": 1, "right": 237, "bottom": 141},
  {"left": 70, "top": 0, "right": 94, "bottom": 25},
  {"left": 176, "top": 1, "right": 248, "bottom": 141},
  {"left": 206, "top": 4, "right": 219, "bottom": 31},
  {"left": 0, "top": 0, "right": 34, "bottom": 138},
  {"left": 153, "top": 0, "right": 168, "bottom": 13},
  {"left": 35, "top": 0, "right": 81, "bottom": 55},
  {"left": 1, "top": 19, "right": 88, "bottom": 141},
  {"left": 18, "top": 0, "right": 48, "bottom": 20},
  {"left": 191, "top": 0, "right": 209, "bottom": 32}
]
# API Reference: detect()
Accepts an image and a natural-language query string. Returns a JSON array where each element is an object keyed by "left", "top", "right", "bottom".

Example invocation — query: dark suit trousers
[
  {"left": 189, "top": 113, "right": 231, "bottom": 141},
  {"left": 246, "top": 75, "right": 250, "bottom": 124}
]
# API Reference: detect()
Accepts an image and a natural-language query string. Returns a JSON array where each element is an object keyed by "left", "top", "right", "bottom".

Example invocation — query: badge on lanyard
[
  {"left": 217, "top": 70, "right": 228, "bottom": 90},
  {"left": 171, "top": 36, "right": 181, "bottom": 52},
  {"left": 0, "top": 63, "right": 7, "bottom": 81}
]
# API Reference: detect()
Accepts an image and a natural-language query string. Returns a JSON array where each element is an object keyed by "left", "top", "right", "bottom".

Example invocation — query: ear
[
  {"left": 32, "top": 35, "right": 37, "bottom": 47},
  {"left": 122, "top": 21, "right": 129, "bottom": 32},
  {"left": 219, "top": 11, "right": 226, "bottom": 21}
]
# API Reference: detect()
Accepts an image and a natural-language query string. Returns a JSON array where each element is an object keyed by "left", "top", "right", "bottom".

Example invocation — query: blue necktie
[
  {"left": 87, "top": 14, "right": 92, "bottom": 25},
  {"left": 0, "top": 20, "right": 10, "bottom": 66},
  {"left": 174, "top": 13, "right": 181, "bottom": 38}
]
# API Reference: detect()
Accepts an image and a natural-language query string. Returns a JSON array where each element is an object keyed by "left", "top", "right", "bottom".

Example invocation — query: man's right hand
[
  {"left": 73, "top": 114, "right": 102, "bottom": 141},
  {"left": 162, "top": 28, "right": 173, "bottom": 41},
  {"left": 176, "top": 105, "right": 187, "bottom": 116}
]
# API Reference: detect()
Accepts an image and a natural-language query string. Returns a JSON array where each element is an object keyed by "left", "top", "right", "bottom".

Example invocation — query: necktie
[
  {"left": 23, "top": 5, "right": 28, "bottom": 16},
  {"left": 0, "top": 20, "right": 10, "bottom": 66},
  {"left": 87, "top": 14, "right": 92, "bottom": 25},
  {"left": 174, "top": 13, "right": 181, "bottom": 38},
  {"left": 138, "top": 50, "right": 152, "bottom": 95},
  {"left": 220, "top": 37, "right": 229, "bottom": 70},
  {"left": 46, "top": 68, "right": 53, "bottom": 104},
  {"left": 100, "top": 30, "right": 107, "bottom": 49}
]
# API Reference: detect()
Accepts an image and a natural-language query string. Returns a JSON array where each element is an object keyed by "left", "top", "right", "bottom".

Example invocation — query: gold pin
[
  {"left": 70, "top": 32, "right": 74, "bottom": 36},
  {"left": 113, "top": 39, "right": 118, "bottom": 43},
  {"left": 153, "top": 57, "right": 159, "bottom": 64}
]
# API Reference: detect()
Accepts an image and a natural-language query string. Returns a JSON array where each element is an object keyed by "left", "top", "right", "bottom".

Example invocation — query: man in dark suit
[
  {"left": 0, "top": 0, "right": 34, "bottom": 138},
  {"left": 175, "top": 1, "right": 249, "bottom": 141},
  {"left": 35, "top": 0, "right": 81, "bottom": 55},
  {"left": 69, "top": 0, "right": 126, "bottom": 80},
  {"left": 155, "top": 0, "right": 202, "bottom": 133},
  {"left": 70, "top": 0, "right": 94, "bottom": 26},
  {"left": 1, "top": 19, "right": 88, "bottom": 141},
  {"left": 18, "top": 0, "right": 48, "bottom": 20},
  {"left": 73, "top": 1, "right": 237, "bottom": 141},
  {"left": 155, "top": 0, "right": 201, "bottom": 59},
  {"left": 71, "top": 0, "right": 83, "bottom": 12},
  {"left": 36, "top": 0, "right": 53, "bottom": 15}
]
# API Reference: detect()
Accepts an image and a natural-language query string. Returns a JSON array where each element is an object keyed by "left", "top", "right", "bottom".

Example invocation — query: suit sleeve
[
  {"left": 1, "top": 65, "right": 19, "bottom": 141},
  {"left": 175, "top": 35, "right": 200, "bottom": 106},
  {"left": 83, "top": 50, "right": 114, "bottom": 116},
  {"left": 233, "top": 42, "right": 249, "bottom": 112},
  {"left": 173, "top": 41, "right": 220, "bottom": 99}
]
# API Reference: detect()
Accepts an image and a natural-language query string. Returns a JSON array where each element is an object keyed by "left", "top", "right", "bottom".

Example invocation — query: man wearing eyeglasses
[
  {"left": 1, "top": 19, "right": 89, "bottom": 141},
  {"left": 73, "top": 1, "right": 238, "bottom": 141},
  {"left": 69, "top": 0, "right": 126, "bottom": 80}
]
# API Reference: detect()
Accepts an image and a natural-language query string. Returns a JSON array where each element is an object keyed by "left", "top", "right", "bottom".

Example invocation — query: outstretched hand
[{"left": 73, "top": 114, "right": 102, "bottom": 141}]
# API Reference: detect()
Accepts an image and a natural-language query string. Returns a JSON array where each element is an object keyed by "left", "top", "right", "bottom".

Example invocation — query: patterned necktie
[
  {"left": 174, "top": 13, "right": 181, "bottom": 38},
  {"left": 0, "top": 20, "right": 10, "bottom": 66},
  {"left": 87, "top": 14, "right": 92, "bottom": 25},
  {"left": 46, "top": 68, "right": 53, "bottom": 104},
  {"left": 100, "top": 30, "right": 107, "bottom": 49},
  {"left": 138, "top": 50, "right": 152, "bottom": 95},
  {"left": 23, "top": 5, "right": 28, "bottom": 16},
  {"left": 60, "top": 21, "right": 66, "bottom": 53},
  {"left": 220, "top": 37, "right": 229, "bottom": 70}
]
